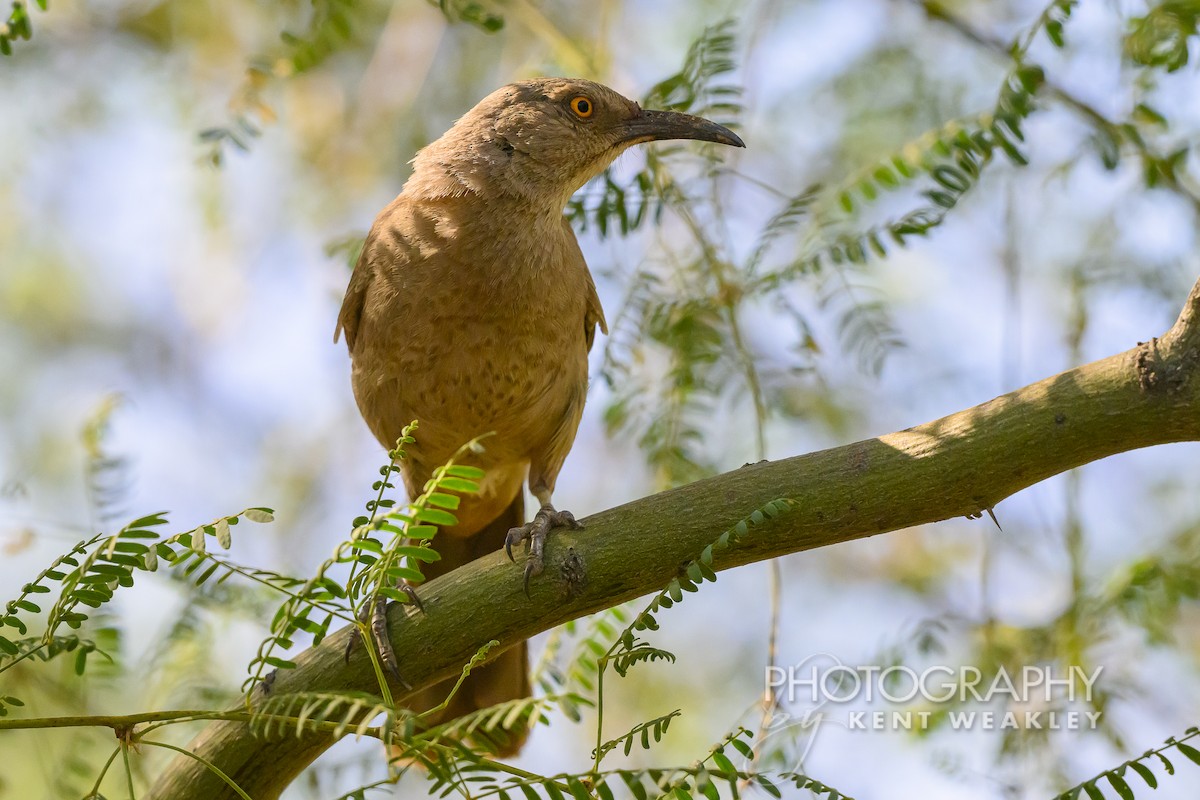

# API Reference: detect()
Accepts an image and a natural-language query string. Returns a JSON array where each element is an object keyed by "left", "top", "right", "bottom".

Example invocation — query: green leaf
[
  {"left": 215, "top": 518, "right": 232, "bottom": 549},
  {"left": 425, "top": 492, "right": 461, "bottom": 510},
  {"left": 350, "top": 538, "right": 384, "bottom": 555},
  {"left": 712, "top": 751, "right": 737, "bottom": 775},
  {"left": 1015, "top": 65, "right": 1044, "bottom": 93},
  {"left": 1046, "top": 19, "right": 1064, "bottom": 47},
  {"left": 697, "top": 774, "right": 720, "bottom": 800},
  {"left": 244, "top": 507, "right": 275, "bottom": 523},
  {"left": 120, "top": 529, "right": 162, "bottom": 540},
  {"left": 290, "top": 617, "right": 326, "bottom": 635},
  {"left": 382, "top": 566, "right": 426, "bottom": 585},
  {"left": 622, "top": 772, "right": 648, "bottom": 800},
  {"left": 755, "top": 776, "right": 781, "bottom": 799},
  {"left": 199, "top": 562, "right": 221, "bottom": 584},
  {"left": 1132, "top": 103, "right": 1167, "bottom": 128},
  {"left": 1175, "top": 742, "right": 1200, "bottom": 765},
  {"left": 873, "top": 165, "right": 899, "bottom": 188},
  {"left": 443, "top": 465, "right": 485, "bottom": 479},
  {"left": 435, "top": 477, "right": 480, "bottom": 493},
  {"left": 127, "top": 512, "right": 170, "bottom": 528},
  {"left": 931, "top": 165, "right": 970, "bottom": 192},
  {"left": 927, "top": 190, "right": 957, "bottom": 208},
  {"left": 892, "top": 155, "right": 914, "bottom": 178},
  {"left": 406, "top": 524, "right": 438, "bottom": 540},
  {"left": 729, "top": 736, "right": 754, "bottom": 758},
  {"left": 567, "top": 777, "right": 591, "bottom": 800},
  {"left": 415, "top": 508, "right": 459, "bottom": 527},
  {"left": 1104, "top": 771, "right": 1134, "bottom": 800},
  {"left": 1128, "top": 761, "right": 1157, "bottom": 788},
  {"left": 394, "top": 545, "right": 440, "bottom": 562}
]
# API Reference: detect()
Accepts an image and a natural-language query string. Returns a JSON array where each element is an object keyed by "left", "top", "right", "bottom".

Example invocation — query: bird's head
[{"left": 406, "top": 77, "right": 744, "bottom": 208}]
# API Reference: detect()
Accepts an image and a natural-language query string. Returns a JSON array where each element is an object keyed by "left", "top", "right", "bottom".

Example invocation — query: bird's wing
[
  {"left": 334, "top": 237, "right": 374, "bottom": 352},
  {"left": 337, "top": 197, "right": 417, "bottom": 352},
  {"left": 560, "top": 219, "right": 608, "bottom": 353},
  {"left": 584, "top": 266, "right": 608, "bottom": 353}
]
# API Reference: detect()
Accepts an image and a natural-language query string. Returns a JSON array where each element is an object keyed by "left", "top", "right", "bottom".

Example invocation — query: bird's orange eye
[{"left": 569, "top": 96, "right": 594, "bottom": 118}]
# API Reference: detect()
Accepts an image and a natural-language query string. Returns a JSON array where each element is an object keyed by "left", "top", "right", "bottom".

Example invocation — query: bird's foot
[
  {"left": 505, "top": 504, "right": 583, "bottom": 593},
  {"left": 343, "top": 586, "right": 423, "bottom": 690}
]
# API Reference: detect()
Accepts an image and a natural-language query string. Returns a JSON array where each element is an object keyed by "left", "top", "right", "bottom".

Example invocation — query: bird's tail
[{"left": 402, "top": 492, "right": 531, "bottom": 757}]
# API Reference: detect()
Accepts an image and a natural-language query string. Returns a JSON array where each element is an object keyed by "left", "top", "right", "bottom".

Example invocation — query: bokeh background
[{"left": 2, "top": 0, "right": 1199, "bottom": 797}]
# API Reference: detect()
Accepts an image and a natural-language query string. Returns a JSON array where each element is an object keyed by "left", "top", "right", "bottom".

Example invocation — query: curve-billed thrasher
[{"left": 336, "top": 77, "right": 742, "bottom": 754}]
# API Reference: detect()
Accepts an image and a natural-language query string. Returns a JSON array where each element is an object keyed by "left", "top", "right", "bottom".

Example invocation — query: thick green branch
[{"left": 146, "top": 277, "right": 1200, "bottom": 799}]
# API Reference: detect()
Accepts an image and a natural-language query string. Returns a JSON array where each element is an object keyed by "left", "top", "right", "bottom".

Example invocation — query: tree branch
[{"left": 147, "top": 276, "right": 1200, "bottom": 799}]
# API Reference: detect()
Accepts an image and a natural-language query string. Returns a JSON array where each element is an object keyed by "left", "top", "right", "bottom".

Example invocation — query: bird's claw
[
  {"left": 343, "top": 586, "right": 423, "bottom": 691},
  {"left": 505, "top": 505, "right": 583, "bottom": 594}
]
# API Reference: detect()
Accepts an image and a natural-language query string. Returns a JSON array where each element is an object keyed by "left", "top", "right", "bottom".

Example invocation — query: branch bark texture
[{"left": 148, "top": 278, "right": 1200, "bottom": 800}]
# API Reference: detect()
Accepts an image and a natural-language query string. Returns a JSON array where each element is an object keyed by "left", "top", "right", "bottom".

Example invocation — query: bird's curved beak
[{"left": 616, "top": 109, "right": 745, "bottom": 148}]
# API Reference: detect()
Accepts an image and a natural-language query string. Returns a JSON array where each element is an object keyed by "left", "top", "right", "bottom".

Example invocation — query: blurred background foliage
[{"left": 2, "top": 0, "right": 1200, "bottom": 797}]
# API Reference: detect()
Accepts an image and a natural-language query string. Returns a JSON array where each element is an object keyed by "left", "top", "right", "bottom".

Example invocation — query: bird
[{"left": 336, "top": 77, "right": 743, "bottom": 755}]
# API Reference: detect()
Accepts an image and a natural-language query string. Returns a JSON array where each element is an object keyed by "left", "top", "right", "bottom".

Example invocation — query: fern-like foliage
[
  {"left": 565, "top": 17, "right": 738, "bottom": 242},
  {"left": 621, "top": 498, "right": 797, "bottom": 639},
  {"left": 428, "top": 0, "right": 504, "bottom": 33},
  {"left": 0, "top": 385, "right": 836, "bottom": 800},
  {"left": 406, "top": 692, "right": 589, "bottom": 760},
  {"left": 201, "top": 0, "right": 366, "bottom": 163},
  {"left": 80, "top": 394, "right": 131, "bottom": 529},
  {"left": 569, "top": 498, "right": 799, "bottom": 777},
  {"left": 590, "top": 1, "right": 1110, "bottom": 487},
  {"left": 735, "top": 57, "right": 1041, "bottom": 372},
  {"left": 579, "top": 17, "right": 1037, "bottom": 484},
  {"left": 593, "top": 709, "right": 681, "bottom": 761},
  {"left": 1053, "top": 726, "right": 1200, "bottom": 800},
  {"left": 405, "top": 724, "right": 854, "bottom": 800},
  {"left": 1124, "top": 1, "right": 1199, "bottom": 73},
  {"left": 244, "top": 422, "right": 485, "bottom": 697},
  {"left": 752, "top": 61, "right": 1044, "bottom": 290},
  {"left": 0, "top": 506, "right": 274, "bottom": 720},
  {"left": 250, "top": 690, "right": 399, "bottom": 742},
  {"left": 202, "top": 0, "right": 508, "bottom": 164},
  {"left": 643, "top": 17, "right": 742, "bottom": 130},
  {"left": 0, "top": 633, "right": 114, "bottom": 720},
  {"left": 2, "top": 419, "right": 516, "bottom": 792},
  {"left": 567, "top": 18, "right": 741, "bottom": 238},
  {"left": 0, "top": 0, "right": 43, "bottom": 57}
]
